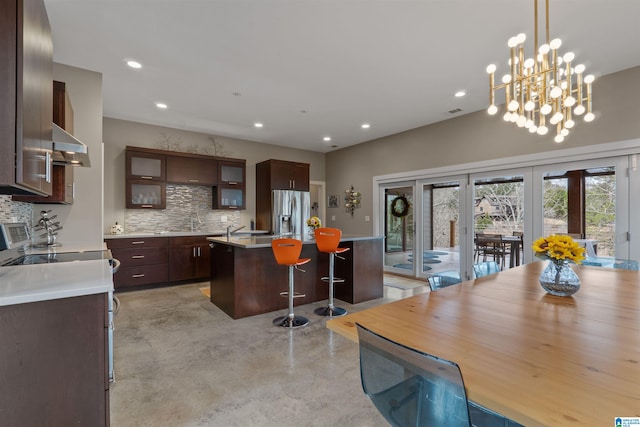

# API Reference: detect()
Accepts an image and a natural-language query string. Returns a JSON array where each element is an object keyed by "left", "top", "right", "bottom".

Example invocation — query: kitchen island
[{"left": 207, "top": 235, "right": 384, "bottom": 319}]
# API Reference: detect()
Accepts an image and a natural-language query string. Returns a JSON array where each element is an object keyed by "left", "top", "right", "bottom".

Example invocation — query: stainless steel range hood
[{"left": 52, "top": 123, "right": 91, "bottom": 167}]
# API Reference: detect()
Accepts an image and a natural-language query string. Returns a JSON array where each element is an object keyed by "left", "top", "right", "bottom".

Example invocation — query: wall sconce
[{"left": 344, "top": 185, "right": 361, "bottom": 216}]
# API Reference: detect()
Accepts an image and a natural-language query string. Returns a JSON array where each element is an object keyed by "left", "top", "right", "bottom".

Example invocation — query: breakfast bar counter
[{"left": 206, "top": 235, "right": 384, "bottom": 319}]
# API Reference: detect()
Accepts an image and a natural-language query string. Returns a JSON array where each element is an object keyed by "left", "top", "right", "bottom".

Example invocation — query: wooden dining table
[{"left": 326, "top": 261, "right": 640, "bottom": 426}]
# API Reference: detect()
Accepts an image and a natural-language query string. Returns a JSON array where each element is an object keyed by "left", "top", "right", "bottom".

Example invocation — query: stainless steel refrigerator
[{"left": 272, "top": 190, "right": 310, "bottom": 235}]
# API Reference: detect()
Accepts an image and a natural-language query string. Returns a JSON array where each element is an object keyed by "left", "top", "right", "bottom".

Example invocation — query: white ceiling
[{"left": 44, "top": 0, "right": 640, "bottom": 153}]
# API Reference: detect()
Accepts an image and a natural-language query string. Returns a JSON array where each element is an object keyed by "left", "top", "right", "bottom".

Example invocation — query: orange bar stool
[
  {"left": 271, "top": 238, "right": 311, "bottom": 328},
  {"left": 314, "top": 228, "right": 349, "bottom": 317}
]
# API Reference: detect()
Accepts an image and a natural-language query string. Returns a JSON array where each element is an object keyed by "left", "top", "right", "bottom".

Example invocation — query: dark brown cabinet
[
  {"left": 213, "top": 159, "right": 246, "bottom": 210},
  {"left": 0, "top": 293, "right": 109, "bottom": 426},
  {"left": 169, "top": 236, "right": 211, "bottom": 281},
  {"left": 106, "top": 237, "right": 169, "bottom": 289},
  {"left": 0, "top": 0, "right": 53, "bottom": 196},
  {"left": 167, "top": 155, "right": 217, "bottom": 185},
  {"left": 258, "top": 159, "right": 310, "bottom": 191},
  {"left": 13, "top": 80, "right": 75, "bottom": 204}
]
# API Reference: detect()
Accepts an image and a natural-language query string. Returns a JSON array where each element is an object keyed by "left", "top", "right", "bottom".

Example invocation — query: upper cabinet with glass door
[
  {"left": 214, "top": 160, "right": 246, "bottom": 210},
  {"left": 125, "top": 147, "right": 166, "bottom": 209},
  {"left": 126, "top": 148, "right": 166, "bottom": 181}
]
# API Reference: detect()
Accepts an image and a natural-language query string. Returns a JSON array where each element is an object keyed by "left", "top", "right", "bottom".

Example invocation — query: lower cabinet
[
  {"left": 106, "top": 237, "right": 169, "bottom": 289},
  {"left": 106, "top": 235, "right": 211, "bottom": 290},
  {"left": 0, "top": 293, "right": 109, "bottom": 426},
  {"left": 169, "top": 236, "right": 211, "bottom": 282}
]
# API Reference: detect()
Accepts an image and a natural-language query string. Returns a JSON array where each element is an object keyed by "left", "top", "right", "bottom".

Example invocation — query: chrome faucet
[{"left": 226, "top": 225, "right": 246, "bottom": 239}]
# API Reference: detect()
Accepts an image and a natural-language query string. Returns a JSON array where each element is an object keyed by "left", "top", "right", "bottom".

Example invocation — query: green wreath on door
[{"left": 390, "top": 195, "right": 410, "bottom": 217}]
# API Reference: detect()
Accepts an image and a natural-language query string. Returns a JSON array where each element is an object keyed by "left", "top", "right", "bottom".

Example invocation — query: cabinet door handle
[
  {"left": 140, "top": 176, "right": 153, "bottom": 180},
  {"left": 45, "top": 152, "right": 52, "bottom": 183},
  {"left": 197, "top": 247, "right": 201, "bottom": 257},
  {"left": 131, "top": 255, "right": 145, "bottom": 259},
  {"left": 228, "top": 181, "right": 237, "bottom": 185},
  {"left": 141, "top": 204, "right": 153, "bottom": 208},
  {"left": 132, "top": 274, "right": 145, "bottom": 278},
  {"left": 228, "top": 206, "right": 238, "bottom": 209},
  {"left": 193, "top": 247, "right": 196, "bottom": 257},
  {"left": 132, "top": 241, "right": 145, "bottom": 245}
]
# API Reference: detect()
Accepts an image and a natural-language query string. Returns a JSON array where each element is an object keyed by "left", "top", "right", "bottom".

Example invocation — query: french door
[
  {"left": 379, "top": 154, "right": 635, "bottom": 279},
  {"left": 382, "top": 183, "right": 415, "bottom": 274}
]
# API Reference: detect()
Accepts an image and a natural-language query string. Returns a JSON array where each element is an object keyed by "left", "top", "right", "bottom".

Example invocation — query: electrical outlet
[
  {"left": 365, "top": 216, "right": 370, "bottom": 222},
  {"left": 221, "top": 215, "right": 228, "bottom": 222}
]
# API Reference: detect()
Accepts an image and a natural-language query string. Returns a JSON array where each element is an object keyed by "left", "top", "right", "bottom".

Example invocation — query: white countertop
[
  {"left": 0, "top": 243, "right": 114, "bottom": 307},
  {"left": 207, "top": 234, "right": 383, "bottom": 249},
  {"left": 104, "top": 230, "right": 269, "bottom": 239}
]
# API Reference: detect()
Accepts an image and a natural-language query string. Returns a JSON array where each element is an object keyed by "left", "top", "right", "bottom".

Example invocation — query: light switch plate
[
  {"left": 365, "top": 216, "right": 370, "bottom": 222},
  {"left": 331, "top": 216, "right": 336, "bottom": 221}
]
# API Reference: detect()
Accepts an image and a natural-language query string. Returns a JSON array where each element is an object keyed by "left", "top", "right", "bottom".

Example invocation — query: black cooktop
[{"left": 1, "top": 250, "right": 111, "bottom": 266}]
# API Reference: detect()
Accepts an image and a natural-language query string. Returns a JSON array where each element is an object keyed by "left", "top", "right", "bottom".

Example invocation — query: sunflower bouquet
[
  {"left": 306, "top": 216, "right": 321, "bottom": 229},
  {"left": 532, "top": 234, "right": 586, "bottom": 265}
]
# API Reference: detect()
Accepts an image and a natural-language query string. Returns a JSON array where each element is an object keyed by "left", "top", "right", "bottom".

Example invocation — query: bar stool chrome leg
[
  {"left": 273, "top": 265, "right": 309, "bottom": 328},
  {"left": 314, "top": 252, "right": 347, "bottom": 317}
]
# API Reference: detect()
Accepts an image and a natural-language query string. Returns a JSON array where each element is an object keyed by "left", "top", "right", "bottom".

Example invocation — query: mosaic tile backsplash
[
  {"left": 124, "top": 184, "right": 241, "bottom": 234},
  {"left": 0, "top": 196, "right": 33, "bottom": 226}
]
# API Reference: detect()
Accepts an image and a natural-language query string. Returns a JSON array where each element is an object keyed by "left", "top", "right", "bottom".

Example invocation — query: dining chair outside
[
  {"left": 473, "top": 261, "right": 501, "bottom": 278},
  {"left": 475, "top": 233, "right": 507, "bottom": 269},
  {"left": 427, "top": 270, "right": 462, "bottom": 291},
  {"left": 356, "top": 323, "right": 524, "bottom": 427}
]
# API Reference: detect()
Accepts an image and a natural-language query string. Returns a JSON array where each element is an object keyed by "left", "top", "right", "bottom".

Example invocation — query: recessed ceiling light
[
  {"left": 361, "top": 123, "right": 371, "bottom": 129},
  {"left": 155, "top": 102, "right": 168, "bottom": 109},
  {"left": 127, "top": 60, "right": 142, "bottom": 69},
  {"left": 323, "top": 136, "right": 331, "bottom": 142},
  {"left": 455, "top": 90, "right": 466, "bottom": 97},
  {"left": 254, "top": 122, "right": 263, "bottom": 128}
]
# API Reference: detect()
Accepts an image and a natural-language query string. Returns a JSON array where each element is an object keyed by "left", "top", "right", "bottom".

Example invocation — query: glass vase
[{"left": 539, "top": 260, "right": 581, "bottom": 296}]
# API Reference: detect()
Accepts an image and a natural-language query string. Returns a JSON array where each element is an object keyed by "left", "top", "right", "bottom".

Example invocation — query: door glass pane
[
  {"left": 384, "top": 188, "right": 413, "bottom": 270},
  {"left": 543, "top": 167, "right": 616, "bottom": 257},
  {"left": 423, "top": 181, "right": 460, "bottom": 276},
  {"left": 473, "top": 175, "right": 524, "bottom": 269}
]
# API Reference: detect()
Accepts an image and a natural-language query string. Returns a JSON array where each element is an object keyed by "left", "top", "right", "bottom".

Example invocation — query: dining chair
[
  {"left": 356, "top": 323, "right": 524, "bottom": 427},
  {"left": 475, "top": 233, "right": 507, "bottom": 269},
  {"left": 427, "top": 270, "right": 462, "bottom": 291},
  {"left": 613, "top": 259, "right": 640, "bottom": 270},
  {"left": 473, "top": 261, "right": 501, "bottom": 278},
  {"left": 581, "top": 257, "right": 639, "bottom": 271}
]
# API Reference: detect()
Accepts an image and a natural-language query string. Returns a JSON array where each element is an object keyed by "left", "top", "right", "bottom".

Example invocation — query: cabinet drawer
[
  {"left": 169, "top": 236, "right": 209, "bottom": 246},
  {"left": 110, "top": 247, "right": 168, "bottom": 267},
  {"left": 114, "top": 265, "right": 168, "bottom": 289},
  {"left": 105, "top": 237, "right": 168, "bottom": 249}
]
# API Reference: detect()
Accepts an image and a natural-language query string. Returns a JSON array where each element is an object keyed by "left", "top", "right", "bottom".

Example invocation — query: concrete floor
[{"left": 110, "top": 277, "right": 428, "bottom": 427}]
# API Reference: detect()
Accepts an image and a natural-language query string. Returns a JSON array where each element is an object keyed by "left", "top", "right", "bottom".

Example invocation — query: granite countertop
[
  {"left": 104, "top": 230, "right": 269, "bottom": 239},
  {"left": 207, "top": 234, "right": 383, "bottom": 249},
  {"left": 0, "top": 243, "right": 113, "bottom": 307}
]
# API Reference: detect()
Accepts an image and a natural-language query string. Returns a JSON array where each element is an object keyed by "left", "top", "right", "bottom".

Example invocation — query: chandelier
[{"left": 486, "top": 0, "right": 594, "bottom": 143}]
